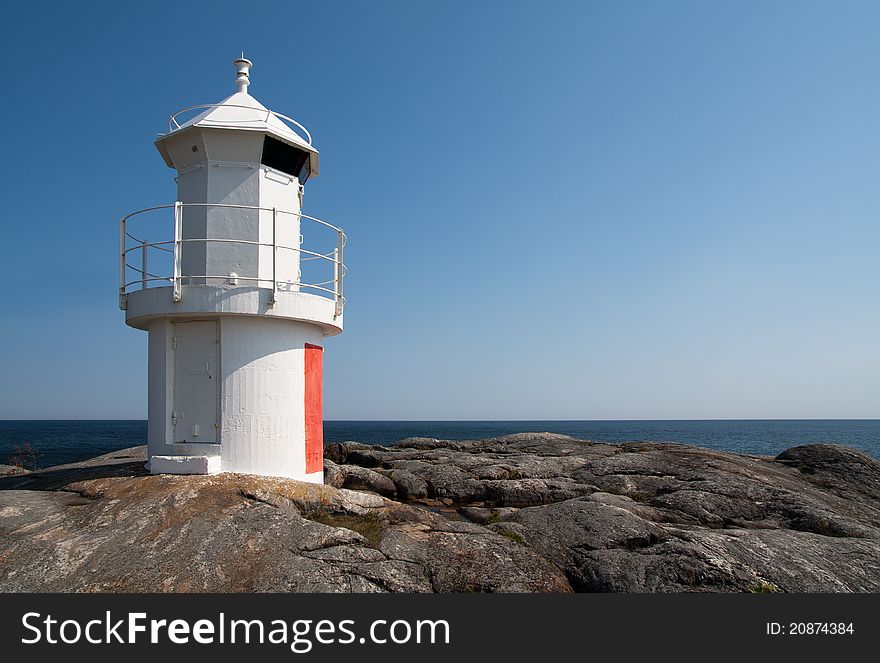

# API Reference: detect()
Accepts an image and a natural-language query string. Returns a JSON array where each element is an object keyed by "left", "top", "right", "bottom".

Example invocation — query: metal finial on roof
[{"left": 233, "top": 55, "right": 253, "bottom": 94}]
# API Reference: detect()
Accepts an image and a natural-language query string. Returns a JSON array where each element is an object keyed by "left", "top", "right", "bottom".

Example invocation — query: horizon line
[{"left": 1, "top": 418, "right": 878, "bottom": 423}]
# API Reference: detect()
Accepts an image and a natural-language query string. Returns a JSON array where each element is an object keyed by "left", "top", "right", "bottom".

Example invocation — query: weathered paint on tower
[{"left": 119, "top": 57, "right": 345, "bottom": 482}]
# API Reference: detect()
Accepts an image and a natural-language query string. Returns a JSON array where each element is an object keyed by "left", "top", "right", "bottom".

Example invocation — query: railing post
[
  {"left": 119, "top": 218, "right": 127, "bottom": 310},
  {"left": 334, "top": 229, "right": 344, "bottom": 317},
  {"left": 141, "top": 240, "right": 148, "bottom": 291},
  {"left": 173, "top": 201, "right": 182, "bottom": 302},
  {"left": 269, "top": 207, "right": 277, "bottom": 304}
]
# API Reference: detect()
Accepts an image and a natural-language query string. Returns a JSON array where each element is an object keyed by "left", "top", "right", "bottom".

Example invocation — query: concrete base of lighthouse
[
  {"left": 148, "top": 454, "right": 223, "bottom": 475},
  {"left": 125, "top": 286, "right": 341, "bottom": 483}
]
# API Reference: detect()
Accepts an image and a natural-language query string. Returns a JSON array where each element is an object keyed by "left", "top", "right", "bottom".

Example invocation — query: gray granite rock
[
  {"left": 0, "top": 464, "right": 29, "bottom": 477},
  {"left": 0, "top": 444, "right": 566, "bottom": 593},
  {"left": 339, "top": 465, "right": 398, "bottom": 498},
  {"left": 332, "top": 435, "right": 880, "bottom": 592},
  {"left": 322, "top": 458, "right": 346, "bottom": 488},
  {"left": 380, "top": 468, "right": 428, "bottom": 500},
  {"left": 1, "top": 436, "right": 878, "bottom": 592}
]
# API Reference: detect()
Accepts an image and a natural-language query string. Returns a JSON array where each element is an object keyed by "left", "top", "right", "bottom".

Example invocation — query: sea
[{"left": 1, "top": 419, "right": 878, "bottom": 470}]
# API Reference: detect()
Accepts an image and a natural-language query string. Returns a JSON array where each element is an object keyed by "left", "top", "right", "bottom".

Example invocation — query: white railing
[
  {"left": 119, "top": 202, "right": 345, "bottom": 316},
  {"left": 167, "top": 104, "right": 313, "bottom": 146}
]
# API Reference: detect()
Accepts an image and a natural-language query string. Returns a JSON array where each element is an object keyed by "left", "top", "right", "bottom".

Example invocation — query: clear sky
[{"left": 0, "top": 0, "right": 877, "bottom": 420}]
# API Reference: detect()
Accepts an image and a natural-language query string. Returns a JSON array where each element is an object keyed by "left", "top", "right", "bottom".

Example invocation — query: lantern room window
[{"left": 261, "top": 135, "right": 311, "bottom": 183}]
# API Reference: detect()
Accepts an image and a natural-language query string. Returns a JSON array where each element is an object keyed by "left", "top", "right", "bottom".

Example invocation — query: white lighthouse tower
[{"left": 119, "top": 57, "right": 345, "bottom": 482}]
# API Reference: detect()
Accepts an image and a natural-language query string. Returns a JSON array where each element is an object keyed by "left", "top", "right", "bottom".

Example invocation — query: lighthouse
[{"left": 119, "top": 57, "right": 345, "bottom": 482}]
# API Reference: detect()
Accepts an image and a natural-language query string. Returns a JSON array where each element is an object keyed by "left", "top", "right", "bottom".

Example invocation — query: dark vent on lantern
[{"left": 261, "top": 135, "right": 311, "bottom": 183}]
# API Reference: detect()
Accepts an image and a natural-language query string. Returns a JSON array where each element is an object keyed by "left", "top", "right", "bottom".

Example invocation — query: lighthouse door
[{"left": 172, "top": 321, "right": 219, "bottom": 444}]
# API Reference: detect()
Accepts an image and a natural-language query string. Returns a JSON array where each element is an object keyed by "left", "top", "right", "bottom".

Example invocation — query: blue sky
[{"left": 0, "top": 0, "right": 878, "bottom": 420}]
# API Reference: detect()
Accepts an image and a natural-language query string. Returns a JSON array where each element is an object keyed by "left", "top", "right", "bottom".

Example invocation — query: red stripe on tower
[{"left": 304, "top": 343, "right": 324, "bottom": 474}]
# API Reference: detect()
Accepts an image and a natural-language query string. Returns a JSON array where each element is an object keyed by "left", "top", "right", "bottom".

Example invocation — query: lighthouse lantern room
[{"left": 119, "top": 57, "right": 345, "bottom": 482}]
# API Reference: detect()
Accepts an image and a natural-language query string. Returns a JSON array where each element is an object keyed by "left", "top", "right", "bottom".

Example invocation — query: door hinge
[{"left": 172, "top": 336, "right": 178, "bottom": 350}]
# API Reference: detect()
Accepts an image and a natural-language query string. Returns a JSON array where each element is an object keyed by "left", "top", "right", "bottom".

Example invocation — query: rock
[
  {"left": 2, "top": 434, "right": 880, "bottom": 593},
  {"left": 0, "top": 446, "right": 567, "bottom": 593},
  {"left": 323, "top": 459, "right": 345, "bottom": 488},
  {"left": 381, "top": 469, "right": 428, "bottom": 500},
  {"left": 377, "top": 523, "right": 570, "bottom": 593},
  {"left": 775, "top": 444, "right": 880, "bottom": 505},
  {"left": 339, "top": 465, "right": 397, "bottom": 498},
  {"left": 327, "top": 434, "right": 880, "bottom": 592},
  {"left": 406, "top": 463, "right": 488, "bottom": 503},
  {"left": 484, "top": 478, "right": 595, "bottom": 507},
  {"left": 457, "top": 506, "right": 516, "bottom": 524},
  {"left": 323, "top": 442, "right": 373, "bottom": 465},
  {"left": 345, "top": 449, "right": 384, "bottom": 468},
  {"left": 0, "top": 464, "right": 29, "bottom": 477}
]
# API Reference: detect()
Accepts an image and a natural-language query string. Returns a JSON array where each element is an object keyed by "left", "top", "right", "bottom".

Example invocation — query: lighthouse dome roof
[
  {"left": 155, "top": 57, "right": 319, "bottom": 176},
  {"left": 174, "top": 91, "right": 315, "bottom": 153}
]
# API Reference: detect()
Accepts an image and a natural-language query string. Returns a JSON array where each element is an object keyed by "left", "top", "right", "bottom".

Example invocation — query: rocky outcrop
[
  {"left": 0, "top": 446, "right": 567, "bottom": 593},
  {"left": 0, "top": 464, "right": 29, "bottom": 477},
  {"left": 1, "top": 435, "right": 878, "bottom": 592},
  {"left": 328, "top": 435, "right": 880, "bottom": 592}
]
